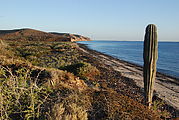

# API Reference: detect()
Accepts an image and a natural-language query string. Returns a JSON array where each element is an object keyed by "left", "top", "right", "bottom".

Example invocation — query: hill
[{"left": 0, "top": 28, "right": 91, "bottom": 42}]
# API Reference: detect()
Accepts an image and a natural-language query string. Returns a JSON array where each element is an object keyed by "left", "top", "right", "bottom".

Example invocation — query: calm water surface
[{"left": 77, "top": 41, "right": 179, "bottom": 78}]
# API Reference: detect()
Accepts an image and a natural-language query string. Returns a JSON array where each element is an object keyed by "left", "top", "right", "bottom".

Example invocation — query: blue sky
[{"left": 0, "top": 0, "right": 178, "bottom": 41}]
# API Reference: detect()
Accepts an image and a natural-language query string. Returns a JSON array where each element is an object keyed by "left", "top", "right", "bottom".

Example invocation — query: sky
[{"left": 0, "top": 0, "right": 178, "bottom": 41}]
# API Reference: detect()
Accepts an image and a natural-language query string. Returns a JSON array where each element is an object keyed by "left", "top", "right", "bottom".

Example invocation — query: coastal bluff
[
  {"left": 50, "top": 32, "right": 91, "bottom": 42},
  {"left": 0, "top": 28, "right": 91, "bottom": 42}
]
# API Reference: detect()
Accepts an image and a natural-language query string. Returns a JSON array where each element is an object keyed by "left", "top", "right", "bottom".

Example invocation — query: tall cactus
[{"left": 143, "top": 24, "right": 158, "bottom": 108}]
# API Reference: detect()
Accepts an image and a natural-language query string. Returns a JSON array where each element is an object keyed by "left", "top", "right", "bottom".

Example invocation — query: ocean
[{"left": 77, "top": 41, "right": 179, "bottom": 78}]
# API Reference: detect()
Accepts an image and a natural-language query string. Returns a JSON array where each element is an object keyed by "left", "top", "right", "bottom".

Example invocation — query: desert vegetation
[{"left": 0, "top": 33, "right": 171, "bottom": 119}]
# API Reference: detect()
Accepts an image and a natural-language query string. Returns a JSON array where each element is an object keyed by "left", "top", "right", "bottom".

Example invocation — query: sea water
[{"left": 77, "top": 41, "right": 179, "bottom": 78}]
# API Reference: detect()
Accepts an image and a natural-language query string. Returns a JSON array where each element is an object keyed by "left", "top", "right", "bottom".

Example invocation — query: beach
[{"left": 77, "top": 43, "right": 179, "bottom": 117}]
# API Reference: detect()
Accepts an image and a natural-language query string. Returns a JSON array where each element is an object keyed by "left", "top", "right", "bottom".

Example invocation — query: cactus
[{"left": 143, "top": 24, "right": 158, "bottom": 108}]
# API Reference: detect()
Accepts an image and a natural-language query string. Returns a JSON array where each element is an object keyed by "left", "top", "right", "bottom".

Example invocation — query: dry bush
[
  {"left": 90, "top": 90, "right": 160, "bottom": 120},
  {"left": 52, "top": 103, "right": 87, "bottom": 120},
  {"left": 49, "top": 88, "right": 92, "bottom": 120},
  {"left": 0, "top": 40, "right": 15, "bottom": 58},
  {"left": 45, "top": 68, "right": 87, "bottom": 91}
]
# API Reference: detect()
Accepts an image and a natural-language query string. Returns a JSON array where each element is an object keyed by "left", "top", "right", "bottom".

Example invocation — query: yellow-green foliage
[
  {"left": 0, "top": 64, "right": 52, "bottom": 119},
  {"left": 8, "top": 41, "right": 80, "bottom": 68}
]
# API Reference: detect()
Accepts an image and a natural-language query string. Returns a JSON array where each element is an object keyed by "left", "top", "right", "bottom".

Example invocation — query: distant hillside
[{"left": 0, "top": 28, "right": 91, "bottom": 42}]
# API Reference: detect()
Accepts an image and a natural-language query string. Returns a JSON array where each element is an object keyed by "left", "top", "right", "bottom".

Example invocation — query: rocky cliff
[{"left": 50, "top": 32, "right": 91, "bottom": 42}]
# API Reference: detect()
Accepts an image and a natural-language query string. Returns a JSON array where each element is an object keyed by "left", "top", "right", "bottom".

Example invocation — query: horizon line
[{"left": 93, "top": 40, "right": 179, "bottom": 42}]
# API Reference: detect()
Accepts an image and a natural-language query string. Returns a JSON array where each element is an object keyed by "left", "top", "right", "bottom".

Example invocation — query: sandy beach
[{"left": 77, "top": 43, "right": 179, "bottom": 117}]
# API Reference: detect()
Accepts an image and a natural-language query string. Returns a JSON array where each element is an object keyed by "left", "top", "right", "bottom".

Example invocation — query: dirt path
[{"left": 77, "top": 43, "right": 179, "bottom": 111}]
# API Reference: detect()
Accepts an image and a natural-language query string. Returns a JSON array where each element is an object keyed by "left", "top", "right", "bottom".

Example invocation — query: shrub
[
  {"left": 0, "top": 65, "right": 52, "bottom": 119},
  {"left": 0, "top": 60, "right": 89, "bottom": 120},
  {"left": 50, "top": 93, "right": 90, "bottom": 120},
  {"left": 61, "top": 62, "right": 100, "bottom": 80},
  {"left": 0, "top": 40, "right": 15, "bottom": 58},
  {"left": 90, "top": 90, "right": 160, "bottom": 120}
]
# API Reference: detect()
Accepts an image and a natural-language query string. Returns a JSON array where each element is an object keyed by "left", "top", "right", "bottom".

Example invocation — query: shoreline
[
  {"left": 77, "top": 42, "right": 179, "bottom": 84},
  {"left": 79, "top": 42, "right": 179, "bottom": 80},
  {"left": 77, "top": 42, "right": 179, "bottom": 116}
]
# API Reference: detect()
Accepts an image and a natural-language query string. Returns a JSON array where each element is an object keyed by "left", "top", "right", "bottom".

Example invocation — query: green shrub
[
  {"left": 61, "top": 62, "right": 100, "bottom": 80},
  {"left": 0, "top": 65, "right": 52, "bottom": 120}
]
